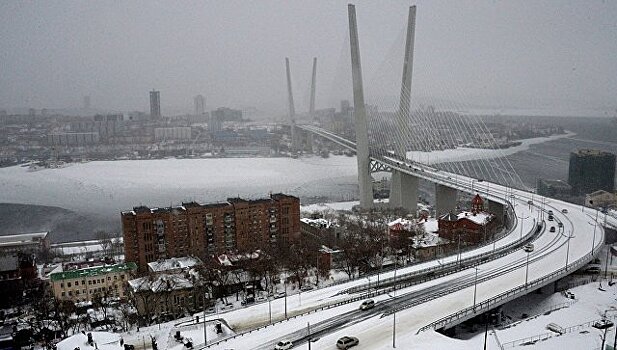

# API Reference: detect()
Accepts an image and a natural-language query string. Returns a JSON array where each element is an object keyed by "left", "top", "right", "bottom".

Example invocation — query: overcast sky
[{"left": 1, "top": 0, "right": 616, "bottom": 117}]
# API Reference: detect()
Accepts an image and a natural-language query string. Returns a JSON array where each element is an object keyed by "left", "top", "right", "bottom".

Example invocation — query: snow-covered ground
[
  {"left": 406, "top": 131, "right": 574, "bottom": 165},
  {"left": 0, "top": 131, "right": 572, "bottom": 221}
]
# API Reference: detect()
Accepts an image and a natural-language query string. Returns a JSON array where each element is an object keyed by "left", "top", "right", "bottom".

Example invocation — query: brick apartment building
[{"left": 122, "top": 193, "right": 300, "bottom": 271}]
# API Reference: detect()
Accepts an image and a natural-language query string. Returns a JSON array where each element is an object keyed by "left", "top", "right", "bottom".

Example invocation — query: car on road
[
  {"left": 558, "top": 222, "right": 563, "bottom": 228},
  {"left": 523, "top": 244, "right": 534, "bottom": 253},
  {"left": 548, "top": 210, "right": 554, "bottom": 215},
  {"left": 300, "top": 285, "right": 314, "bottom": 292},
  {"left": 546, "top": 323, "right": 565, "bottom": 335},
  {"left": 548, "top": 215, "right": 554, "bottom": 221},
  {"left": 271, "top": 291, "right": 286, "bottom": 299},
  {"left": 549, "top": 226, "right": 556, "bottom": 233},
  {"left": 274, "top": 340, "right": 293, "bottom": 350},
  {"left": 562, "top": 208, "right": 568, "bottom": 214},
  {"left": 359, "top": 299, "right": 375, "bottom": 310},
  {"left": 336, "top": 336, "right": 359, "bottom": 349},
  {"left": 241, "top": 296, "right": 255, "bottom": 306}
]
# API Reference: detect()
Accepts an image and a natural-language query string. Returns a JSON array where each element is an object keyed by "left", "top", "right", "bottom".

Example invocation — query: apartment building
[{"left": 122, "top": 193, "right": 300, "bottom": 271}]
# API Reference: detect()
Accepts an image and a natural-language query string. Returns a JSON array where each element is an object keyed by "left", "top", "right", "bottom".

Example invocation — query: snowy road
[{"left": 200, "top": 152, "right": 604, "bottom": 349}]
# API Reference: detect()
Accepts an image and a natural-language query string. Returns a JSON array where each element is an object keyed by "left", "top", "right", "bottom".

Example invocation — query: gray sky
[{"left": 1, "top": 0, "right": 616, "bottom": 116}]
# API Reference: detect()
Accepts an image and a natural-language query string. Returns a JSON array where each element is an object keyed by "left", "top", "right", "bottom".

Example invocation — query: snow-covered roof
[
  {"left": 319, "top": 245, "right": 342, "bottom": 254},
  {"left": 128, "top": 273, "right": 195, "bottom": 293},
  {"left": 439, "top": 211, "right": 494, "bottom": 225},
  {"left": 301, "top": 217, "right": 333, "bottom": 229},
  {"left": 147, "top": 256, "right": 202, "bottom": 272},
  {"left": 456, "top": 211, "right": 494, "bottom": 225},
  {"left": 0, "top": 231, "right": 48, "bottom": 247},
  {"left": 411, "top": 232, "right": 444, "bottom": 248},
  {"left": 57, "top": 332, "right": 121, "bottom": 350},
  {"left": 387, "top": 218, "right": 415, "bottom": 231},
  {"left": 419, "top": 218, "right": 439, "bottom": 234}
]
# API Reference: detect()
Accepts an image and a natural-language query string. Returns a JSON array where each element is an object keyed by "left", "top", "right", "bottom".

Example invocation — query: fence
[{"left": 501, "top": 314, "right": 617, "bottom": 348}]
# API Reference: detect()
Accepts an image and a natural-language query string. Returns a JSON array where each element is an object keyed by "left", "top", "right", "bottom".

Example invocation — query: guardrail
[
  {"left": 197, "top": 289, "right": 384, "bottom": 349},
  {"left": 501, "top": 314, "right": 617, "bottom": 348},
  {"left": 416, "top": 235, "right": 604, "bottom": 334}
]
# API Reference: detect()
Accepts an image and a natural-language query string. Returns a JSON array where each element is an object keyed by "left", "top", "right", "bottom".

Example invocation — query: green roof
[{"left": 50, "top": 262, "right": 137, "bottom": 282}]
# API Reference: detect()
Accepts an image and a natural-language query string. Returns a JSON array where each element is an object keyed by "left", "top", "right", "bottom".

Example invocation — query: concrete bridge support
[
  {"left": 348, "top": 4, "right": 373, "bottom": 209},
  {"left": 285, "top": 57, "right": 297, "bottom": 153},
  {"left": 435, "top": 184, "right": 457, "bottom": 217},
  {"left": 390, "top": 170, "right": 419, "bottom": 214}
]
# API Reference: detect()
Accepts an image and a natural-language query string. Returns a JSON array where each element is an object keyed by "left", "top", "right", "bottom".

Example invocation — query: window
[
  {"left": 60, "top": 283, "right": 64, "bottom": 288},
  {"left": 61, "top": 292, "right": 65, "bottom": 297},
  {"left": 114, "top": 276, "right": 118, "bottom": 280},
  {"left": 75, "top": 281, "right": 78, "bottom": 286},
  {"left": 68, "top": 291, "right": 72, "bottom": 296},
  {"left": 108, "top": 276, "right": 111, "bottom": 281},
  {"left": 67, "top": 282, "right": 71, "bottom": 287},
  {"left": 121, "top": 275, "right": 125, "bottom": 279},
  {"left": 88, "top": 280, "right": 92, "bottom": 285}
]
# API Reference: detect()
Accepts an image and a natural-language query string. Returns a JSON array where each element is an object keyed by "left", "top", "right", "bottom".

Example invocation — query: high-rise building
[
  {"left": 149, "top": 90, "right": 161, "bottom": 118},
  {"left": 122, "top": 193, "right": 300, "bottom": 271},
  {"left": 194, "top": 95, "right": 205, "bottom": 116},
  {"left": 568, "top": 149, "right": 616, "bottom": 195}
]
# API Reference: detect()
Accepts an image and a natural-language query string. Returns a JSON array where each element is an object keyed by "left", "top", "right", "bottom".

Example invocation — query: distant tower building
[
  {"left": 194, "top": 95, "right": 205, "bottom": 116},
  {"left": 83, "top": 95, "right": 91, "bottom": 110},
  {"left": 149, "top": 90, "right": 161, "bottom": 118},
  {"left": 568, "top": 149, "right": 616, "bottom": 195}
]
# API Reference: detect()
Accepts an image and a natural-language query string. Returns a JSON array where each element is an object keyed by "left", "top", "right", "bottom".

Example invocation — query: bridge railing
[
  {"left": 501, "top": 314, "right": 617, "bottom": 348},
  {"left": 415, "top": 239, "right": 604, "bottom": 334},
  {"left": 342, "top": 220, "right": 539, "bottom": 295}
]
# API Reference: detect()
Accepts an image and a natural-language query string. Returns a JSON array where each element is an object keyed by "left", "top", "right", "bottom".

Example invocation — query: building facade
[
  {"left": 194, "top": 95, "right": 206, "bottom": 116},
  {"left": 49, "top": 262, "right": 137, "bottom": 303},
  {"left": 150, "top": 90, "right": 161, "bottom": 119},
  {"left": 122, "top": 193, "right": 300, "bottom": 271},
  {"left": 568, "top": 149, "right": 616, "bottom": 195}
]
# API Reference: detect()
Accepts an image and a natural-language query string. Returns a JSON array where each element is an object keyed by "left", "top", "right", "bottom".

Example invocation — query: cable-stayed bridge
[{"left": 204, "top": 4, "right": 612, "bottom": 349}]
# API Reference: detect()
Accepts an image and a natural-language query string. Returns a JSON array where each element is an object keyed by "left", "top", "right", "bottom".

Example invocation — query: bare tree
[{"left": 95, "top": 230, "right": 114, "bottom": 258}]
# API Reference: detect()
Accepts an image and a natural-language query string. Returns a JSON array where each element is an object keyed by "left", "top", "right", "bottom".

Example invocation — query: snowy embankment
[{"left": 406, "top": 131, "right": 574, "bottom": 165}]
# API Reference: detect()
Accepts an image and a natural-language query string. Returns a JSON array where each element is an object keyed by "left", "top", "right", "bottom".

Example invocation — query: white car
[{"left": 274, "top": 340, "right": 293, "bottom": 350}]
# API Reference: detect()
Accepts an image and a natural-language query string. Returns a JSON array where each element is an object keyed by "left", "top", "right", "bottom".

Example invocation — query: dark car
[{"left": 336, "top": 336, "right": 359, "bottom": 349}]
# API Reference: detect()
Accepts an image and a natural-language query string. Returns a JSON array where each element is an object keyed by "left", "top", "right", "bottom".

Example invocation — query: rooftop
[
  {"left": 0, "top": 232, "right": 48, "bottom": 247},
  {"left": 573, "top": 149, "right": 615, "bottom": 157},
  {"left": 147, "top": 256, "right": 202, "bottom": 272},
  {"left": 50, "top": 262, "right": 137, "bottom": 282}
]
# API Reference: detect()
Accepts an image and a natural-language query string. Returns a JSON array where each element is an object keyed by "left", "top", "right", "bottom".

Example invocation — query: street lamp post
[
  {"left": 565, "top": 231, "right": 573, "bottom": 271},
  {"left": 284, "top": 280, "right": 288, "bottom": 319},
  {"left": 473, "top": 267, "right": 479, "bottom": 311},
  {"left": 523, "top": 244, "right": 535, "bottom": 286},
  {"left": 268, "top": 296, "right": 272, "bottom": 324},
  {"left": 457, "top": 234, "right": 462, "bottom": 266},
  {"left": 589, "top": 215, "right": 599, "bottom": 256},
  {"left": 519, "top": 214, "right": 530, "bottom": 239},
  {"left": 203, "top": 292, "right": 208, "bottom": 346}
]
